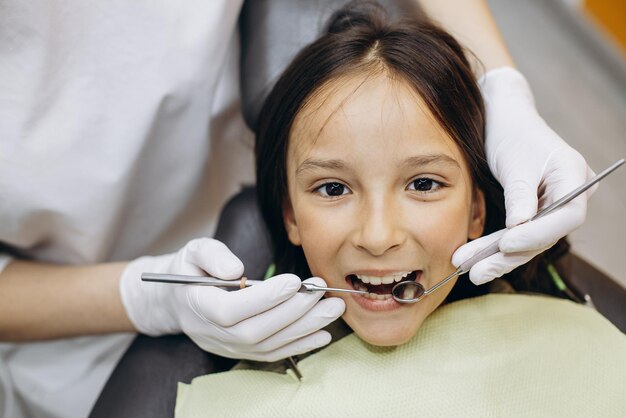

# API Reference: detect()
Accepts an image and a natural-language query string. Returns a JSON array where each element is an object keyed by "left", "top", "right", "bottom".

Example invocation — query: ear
[
  {"left": 468, "top": 188, "right": 486, "bottom": 240},
  {"left": 282, "top": 198, "right": 302, "bottom": 246}
]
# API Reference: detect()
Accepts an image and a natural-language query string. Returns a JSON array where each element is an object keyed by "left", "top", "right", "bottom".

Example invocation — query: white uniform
[{"left": 0, "top": 1, "right": 255, "bottom": 417}]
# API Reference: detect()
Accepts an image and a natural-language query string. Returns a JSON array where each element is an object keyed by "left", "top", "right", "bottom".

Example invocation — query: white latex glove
[
  {"left": 453, "top": 67, "right": 593, "bottom": 285},
  {"left": 120, "top": 238, "right": 345, "bottom": 361}
]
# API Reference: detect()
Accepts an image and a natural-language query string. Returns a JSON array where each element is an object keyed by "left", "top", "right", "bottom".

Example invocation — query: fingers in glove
[
  {"left": 188, "top": 329, "right": 332, "bottom": 362},
  {"left": 248, "top": 330, "right": 333, "bottom": 362},
  {"left": 184, "top": 238, "right": 244, "bottom": 279},
  {"left": 251, "top": 297, "right": 345, "bottom": 353},
  {"left": 538, "top": 148, "right": 588, "bottom": 208},
  {"left": 213, "top": 277, "right": 333, "bottom": 344},
  {"left": 503, "top": 178, "right": 539, "bottom": 228},
  {"left": 502, "top": 147, "right": 589, "bottom": 229},
  {"left": 499, "top": 200, "right": 585, "bottom": 254},
  {"left": 187, "top": 273, "right": 303, "bottom": 327},
  {"left": 491, "top": 148, "right": 588, "bottom": 254},
  {"left": 468, "top": 249, "right": 541, "bottom": 285},
  {"left": 451, "top": 229, "right": 507, "bottom": 269}
]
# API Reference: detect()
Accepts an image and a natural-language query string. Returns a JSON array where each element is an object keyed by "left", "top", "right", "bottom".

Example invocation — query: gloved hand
[
  {"left": 453, "top": 67, "right": 593, "bottom": 285},
  {"left": 120, "top": 237, "right": 345, "bottom": 361}
]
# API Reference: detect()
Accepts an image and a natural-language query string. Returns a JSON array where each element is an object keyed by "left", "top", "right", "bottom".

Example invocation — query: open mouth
[{"left": 346, "top": 271, "right": 420, "bottom": 300}]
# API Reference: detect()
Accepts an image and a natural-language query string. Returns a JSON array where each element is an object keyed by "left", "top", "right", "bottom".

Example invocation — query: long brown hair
[{"left": 255, "top": 1, "right": 567, "bottom": 300}]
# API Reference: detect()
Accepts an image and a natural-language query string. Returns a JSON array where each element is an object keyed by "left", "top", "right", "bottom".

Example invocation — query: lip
[
  {"left": 343, "top": 270, "right": 423, "bottom": 312},
  {"left": 347, "top": 269, "right": 414, "bottom": 276}
]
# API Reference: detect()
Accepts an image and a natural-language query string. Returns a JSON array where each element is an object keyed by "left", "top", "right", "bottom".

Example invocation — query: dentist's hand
[
  {"left": 120, "top": 238, "right": 345, "bottom": 361},
  {"left": 453, "top": 67, "right": 592, "bottom": 285}
]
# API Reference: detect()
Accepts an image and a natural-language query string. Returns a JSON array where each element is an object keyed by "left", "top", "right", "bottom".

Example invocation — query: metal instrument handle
[
  {"left": 300, "top": 282, "right": 368, "bottom": 295},
  {"left": 141, "top": 273, "right": 264, "bottom": 287},
  {"left": 141, "top": 273, "right": 368, "bottom": 295}
]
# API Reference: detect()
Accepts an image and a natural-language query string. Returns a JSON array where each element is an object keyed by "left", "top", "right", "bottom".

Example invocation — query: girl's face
[{"left": 284, "top": 73, "right": 485, "bottom": 346}]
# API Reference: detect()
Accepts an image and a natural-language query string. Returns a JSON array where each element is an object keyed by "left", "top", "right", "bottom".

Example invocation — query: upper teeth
[{"left": 356, "top": 271, "right": 412, "bottom": 285}]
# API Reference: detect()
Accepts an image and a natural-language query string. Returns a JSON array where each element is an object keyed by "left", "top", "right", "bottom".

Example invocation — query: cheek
[
  {"left": 413, "top": 198, "right": 472, "bottom": 263},
  {"left": 292, "top": 202, "right": 350, "bottom": 277}
]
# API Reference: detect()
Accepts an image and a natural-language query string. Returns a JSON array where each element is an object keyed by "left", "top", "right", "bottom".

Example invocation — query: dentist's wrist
[
  {"left": 119, "top": 254, "right": 181, "bottom": 336},
  {"left": 478, "top": 66, "right": 535, "bottom": 105}
]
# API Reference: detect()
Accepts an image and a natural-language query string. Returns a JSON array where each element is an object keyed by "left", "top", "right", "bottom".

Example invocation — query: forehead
[{"left": 289, "top": 72, "right": 465, "bottom": 164}]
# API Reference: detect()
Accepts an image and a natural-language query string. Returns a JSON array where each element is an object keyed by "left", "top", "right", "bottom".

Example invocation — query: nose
[{"left": 352, "top": 195, "right": 406, "bottom": 256}]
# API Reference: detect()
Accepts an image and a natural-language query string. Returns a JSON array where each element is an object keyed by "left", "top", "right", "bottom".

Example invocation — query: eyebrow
[
  {"left": 296, "top": 154, "right": 460, "bottom": 176},
  {"left": 296, "top": 158, "right": 349, "bottom": 176},
  {"left": 400, "top": 154, "right": 460, "bottom": 170}
]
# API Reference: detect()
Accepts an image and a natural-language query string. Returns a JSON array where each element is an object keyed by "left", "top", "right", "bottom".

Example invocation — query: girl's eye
[
  {"left": 408, "top": 177, "right": 442, "bottom": 193},
  {"left": 316, "top": 182, "right": 350, "bottom": 197}
]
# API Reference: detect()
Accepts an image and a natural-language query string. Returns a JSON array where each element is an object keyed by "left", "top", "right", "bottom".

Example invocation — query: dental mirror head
[{"left": 391, "top": 280, "right": 426, "bottom": 303}]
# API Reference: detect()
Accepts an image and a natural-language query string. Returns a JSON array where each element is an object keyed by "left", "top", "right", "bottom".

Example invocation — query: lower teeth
[
  {"left": 364, "top": 293, "right": 392, "bottom": 300},
  {"left": 402, "top": 287, "right": 417, "bottom": 300}
]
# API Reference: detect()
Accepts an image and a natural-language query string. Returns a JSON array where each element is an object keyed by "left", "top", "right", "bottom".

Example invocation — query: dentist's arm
[
  {"left": 419, "top": 0, "right": 592, "bottom": 284},
  {"left": 0, "top": 259, "right": 133, "bottom": 340},
  {"left": 418, "top": 0, "right": 514, "bottom": 74}
]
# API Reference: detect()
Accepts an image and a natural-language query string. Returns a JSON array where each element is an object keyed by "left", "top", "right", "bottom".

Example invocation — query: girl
[{"left": 254, "top": 1, "right": 567, "bottom": 346}]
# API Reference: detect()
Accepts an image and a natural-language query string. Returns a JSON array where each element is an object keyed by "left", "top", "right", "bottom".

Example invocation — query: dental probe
[
  {"left": 391, "top": 158, "right": 625, "bottom": 304},
  {"left": 140, "top": 273, "right": 369, "bottom": 295}
]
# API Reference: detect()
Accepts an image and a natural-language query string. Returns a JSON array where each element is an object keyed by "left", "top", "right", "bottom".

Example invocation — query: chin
[
  {"left": 360, "top": 333, "right": 412, "bottom": 347},
  {"left": 351, "top": 319, "right": 424, "bottom": 347}
]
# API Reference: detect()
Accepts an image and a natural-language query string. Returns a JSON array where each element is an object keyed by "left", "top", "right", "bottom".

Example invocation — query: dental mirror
[
  {"left": 391, "top": 272, "right": 451, "bottom": 303},
  {"left": 391, "top": 158, "right": 624, "bottom": 304},
  {"left": 391, "top": 280, "right": 425, "bottom": 303}
]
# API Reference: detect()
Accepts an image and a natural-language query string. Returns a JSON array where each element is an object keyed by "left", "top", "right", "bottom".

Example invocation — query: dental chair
[{"left": 89, "top": 1, "right": 626, "bottom": 416}]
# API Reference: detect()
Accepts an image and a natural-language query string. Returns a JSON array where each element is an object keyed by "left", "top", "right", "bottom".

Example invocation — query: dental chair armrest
[
  {"left": 89, "top": 334, "right": 236, "bottom": 418},
  {"left": 559, "top": 253, "right": 626, "bottom": 333}
]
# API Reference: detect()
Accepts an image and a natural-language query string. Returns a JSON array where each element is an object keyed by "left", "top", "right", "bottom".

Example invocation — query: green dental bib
[{"left": 176, "top": 294, "right": 626, "bottom": 417}]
